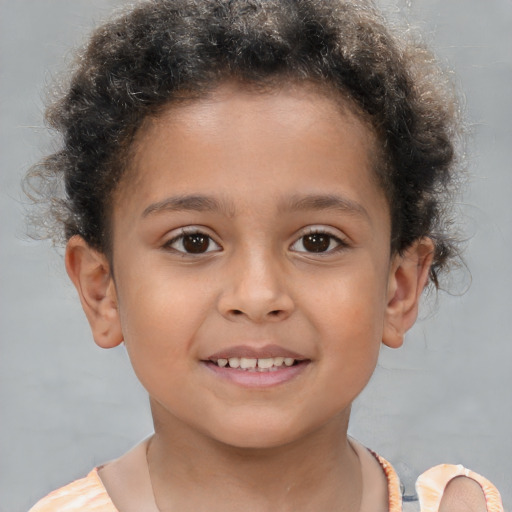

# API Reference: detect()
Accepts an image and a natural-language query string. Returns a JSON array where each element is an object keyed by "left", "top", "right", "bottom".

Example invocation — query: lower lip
[{"left": 202, "top": 361, "right": 310, "bottom": 388}]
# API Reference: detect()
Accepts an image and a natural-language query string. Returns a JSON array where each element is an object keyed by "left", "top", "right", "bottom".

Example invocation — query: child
[{"left": 25, "top": 0, "right": 504, "bottom": 510}]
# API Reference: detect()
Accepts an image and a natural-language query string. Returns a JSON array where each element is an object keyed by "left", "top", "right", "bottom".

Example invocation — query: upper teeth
[{"left": 215, "top": 357, "right": 296, "bottom": 369}]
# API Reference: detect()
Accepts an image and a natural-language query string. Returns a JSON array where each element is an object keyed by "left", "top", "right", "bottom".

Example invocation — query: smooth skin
[{"left": 66, "top": 82, "right": 434, "bottom": 512}]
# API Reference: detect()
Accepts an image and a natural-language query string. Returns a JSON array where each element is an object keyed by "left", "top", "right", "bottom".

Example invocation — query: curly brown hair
[{"left": 25, "top": 0, "right": 464, "bottom": 287}]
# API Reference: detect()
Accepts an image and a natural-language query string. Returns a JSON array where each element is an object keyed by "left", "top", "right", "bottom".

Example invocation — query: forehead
[
  {"left": 115, "top": 82, "right": 387, "bottom": 224},
  {"left": 158, "top": 82, "right": 372, "bottom": 140}
]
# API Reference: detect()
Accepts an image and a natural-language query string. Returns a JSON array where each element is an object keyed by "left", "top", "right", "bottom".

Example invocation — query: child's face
[{"left": 88, "top": 83, "right": 407, "bottom": 448}]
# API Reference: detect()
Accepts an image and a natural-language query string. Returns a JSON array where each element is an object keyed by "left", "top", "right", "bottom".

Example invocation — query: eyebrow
[
  {"left": 281, "top": 194, "right": 370, "bottom": 220},
  {"left": 142, "top": 194, "right": 235, "bottom": 218},
  {"left": 141, "top": 192, "right": 369, "bottom": 220}
]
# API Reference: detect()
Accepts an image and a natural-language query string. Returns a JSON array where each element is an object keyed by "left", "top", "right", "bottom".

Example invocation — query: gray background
[{"left": 1, "top": 1, "right": 510, "bottom": 510}]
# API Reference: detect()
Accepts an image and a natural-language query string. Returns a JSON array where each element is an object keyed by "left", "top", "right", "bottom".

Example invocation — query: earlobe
[
  {"left": 382, "top": 238, "right": 434, "bottom": 348},
  {"left": 65, "top": 235, "right": 123, "bottom": 349}
]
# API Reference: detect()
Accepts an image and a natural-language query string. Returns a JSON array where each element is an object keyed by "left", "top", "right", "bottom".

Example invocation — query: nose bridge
[{"left": 218, "top": 242, "right": 294, "bottom": 322}]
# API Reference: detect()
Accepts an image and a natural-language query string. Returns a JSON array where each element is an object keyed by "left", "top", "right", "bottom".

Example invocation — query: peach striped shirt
[{"left": 29, "top": 453, "right": 504, "bottom": 511}]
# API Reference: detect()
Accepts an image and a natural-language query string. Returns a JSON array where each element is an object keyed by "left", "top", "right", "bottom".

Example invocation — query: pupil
[
  {"left": 303, "top": 234, "right": 330, "bottom": 252},
  {"left": 183, "top": 234, "right": 209, "bottom": 253}
]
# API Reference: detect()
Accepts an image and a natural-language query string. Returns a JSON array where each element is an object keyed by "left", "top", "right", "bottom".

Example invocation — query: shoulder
[
  {"left": 29, "top": 469, "right": 118, "bottom": 512},
  {"left": 369, "top": 447, "right": 504, "bottom": 512},
  {"left": 416, "top": 464, "right": 504, "bottom": 512}
]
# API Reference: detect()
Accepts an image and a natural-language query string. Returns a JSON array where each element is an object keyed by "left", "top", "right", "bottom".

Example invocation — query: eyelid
[
  {"left": 289, "top": 225, "right": 349, "bottom": 254},
  {"left": 163, "top": 226, "right": 222, "bottom": 254}
]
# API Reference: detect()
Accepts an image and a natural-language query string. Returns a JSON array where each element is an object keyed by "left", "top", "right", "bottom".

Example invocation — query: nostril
[{"left": 229, "top": 309, "right": 283, "bottom": 318}]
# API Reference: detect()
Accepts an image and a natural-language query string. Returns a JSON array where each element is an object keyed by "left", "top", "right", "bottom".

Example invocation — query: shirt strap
[{"left": 415, "top": 464, "right": 504, "bottom": 512}]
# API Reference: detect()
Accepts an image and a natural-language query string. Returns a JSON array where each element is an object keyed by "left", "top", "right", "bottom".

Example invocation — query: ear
[
  {"left": 382, "top": 237, "right": 434, "bottom": 349},
  {"left": 65, "top": 235, "right": 123, "bottom": 349}
]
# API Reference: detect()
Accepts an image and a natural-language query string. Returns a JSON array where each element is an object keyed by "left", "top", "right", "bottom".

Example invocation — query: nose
[{"left": 217, "top": 248, "right": 295, "bottom": 323}]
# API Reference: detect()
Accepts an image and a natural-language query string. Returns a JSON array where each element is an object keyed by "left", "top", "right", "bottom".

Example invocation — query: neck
[{"left": 147, "top": 400, "right": 362, "bottom": 512}]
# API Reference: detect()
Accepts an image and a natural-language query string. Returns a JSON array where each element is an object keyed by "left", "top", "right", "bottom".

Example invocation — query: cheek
[
  {"left": 300, "top": 260, "right": 388, "bottom": 380},
  {"left": 302, "top": 262, "right": 389, "bottom": 336},
  {"left": 115, "top": 262, "right": 213, "bottom": 374}
]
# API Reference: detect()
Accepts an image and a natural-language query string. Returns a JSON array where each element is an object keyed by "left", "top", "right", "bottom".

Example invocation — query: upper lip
[{"left": 205, "top": 344, "right": 307, "bottom": 361}]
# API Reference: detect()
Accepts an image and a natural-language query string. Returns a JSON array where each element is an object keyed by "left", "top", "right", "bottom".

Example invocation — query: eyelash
[
  {"left": 162, "top": 227, "right": 348, "bottom": 255},
  {"left": 163, "top": 228, "right": 221, "bottom": 255},
  {"left": 289, "top": 228, "right": 348, "bottom": 255}
]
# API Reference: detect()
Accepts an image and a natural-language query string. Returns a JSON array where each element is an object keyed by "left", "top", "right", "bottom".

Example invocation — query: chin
[
  {"left": 205, "top": 415, "right": 316, "bottom": 451},
  {"left": 217, "top": 432, "right": 300, "bottom": 451}
]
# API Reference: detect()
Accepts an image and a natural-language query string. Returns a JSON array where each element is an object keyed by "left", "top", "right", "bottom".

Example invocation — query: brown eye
[
  {"left": 290, "top": 229, "right": 345, "bottom": 254},
  {"left": 302, "top": 233, "right": 331, "bottom": 252},
  {"left": 166, "top": 231, "right": 221, "bottom": 254},
  {"left": 182, "top": 234, "right": 210, "bottom": 253}
]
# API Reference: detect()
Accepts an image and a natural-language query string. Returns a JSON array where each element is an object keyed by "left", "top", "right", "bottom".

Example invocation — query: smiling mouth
[
  {"left": 203, "top": 348, "right": 310, "bottom": 387},
  {"left": 208, "top": 356, "right": 302, "bottom": 372}
]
